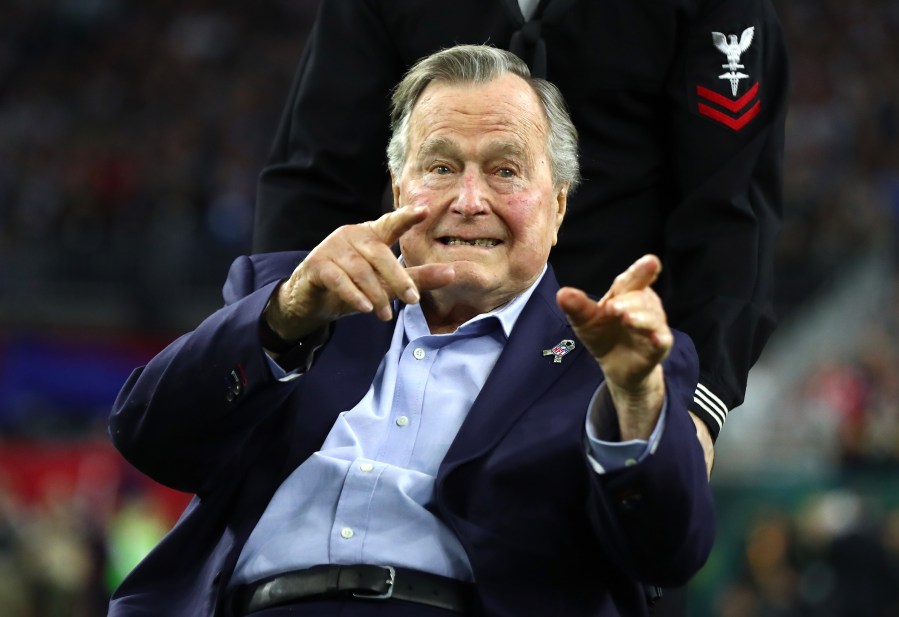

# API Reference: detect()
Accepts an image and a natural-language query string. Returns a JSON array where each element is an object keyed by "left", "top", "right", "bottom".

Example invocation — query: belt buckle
[{"left": 352, "top": 565, "right": 395, "bottom": 600}]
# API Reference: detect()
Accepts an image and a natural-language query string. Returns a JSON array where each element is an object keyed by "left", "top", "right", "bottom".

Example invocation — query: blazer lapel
[{"left": 441, "top": 268, "right": 589, "bottom": 471}]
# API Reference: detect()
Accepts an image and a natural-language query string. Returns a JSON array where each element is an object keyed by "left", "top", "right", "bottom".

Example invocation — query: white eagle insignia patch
[
  {"left": 713, "top": 26, "right": 755, "bottom": 96},
  {"left": 693, "top": 25, "right": 761, "bottom": 131}
]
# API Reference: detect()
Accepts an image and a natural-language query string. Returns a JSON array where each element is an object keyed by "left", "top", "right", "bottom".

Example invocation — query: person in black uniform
[{"left": 252, "top": 0, "right": 787, "bottom": 562}]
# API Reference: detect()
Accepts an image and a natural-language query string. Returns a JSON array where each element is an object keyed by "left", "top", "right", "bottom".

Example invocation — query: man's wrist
[
  {"left": 259, "top": 308, "right": 301, "bottom": 353},
  {"left": 261, "top": 280, "right": 331, "bottom": 352},
  {"left": 606, "top": 366, "right": 666, "bottom": 441}
]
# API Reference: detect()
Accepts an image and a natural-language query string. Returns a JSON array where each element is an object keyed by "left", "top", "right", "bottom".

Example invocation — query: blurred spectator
[
  {"left": 783, "top": 307, "right": 899, "bottom": 472},
  {"left": 18, "top": 479, "right": 97, "bottom": 617},
  {"left": 104, "top": 493, "right": 168, "bottom": 594},
  {"left": 716, "top": 490, "right": 899, "bottom": 617},
  {"left": 0, "top": 476, "right": 29, "bottom": 617}
]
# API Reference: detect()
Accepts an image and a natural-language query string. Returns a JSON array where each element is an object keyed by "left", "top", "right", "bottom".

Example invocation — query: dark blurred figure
[{"left": 251, "top": 0, "right": 790, "bottom": 479}]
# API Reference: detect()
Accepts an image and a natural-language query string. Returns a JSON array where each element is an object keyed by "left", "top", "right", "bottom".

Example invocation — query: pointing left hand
[{"left": 556, "top": 255, "right": 672, "bottom": 439}]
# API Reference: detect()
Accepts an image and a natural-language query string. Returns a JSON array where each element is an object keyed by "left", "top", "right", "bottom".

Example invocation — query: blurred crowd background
[{"left": 1, "top": 0, "right": 898, "bottom": 615}]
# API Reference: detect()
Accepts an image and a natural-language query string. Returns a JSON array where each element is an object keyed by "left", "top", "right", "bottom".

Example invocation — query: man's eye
[
  {"left": 496, "top": 168, "right": 516, "bottom": 178},
  {"left": 432, "top": 165, "right": 451, "bottom": 175}
]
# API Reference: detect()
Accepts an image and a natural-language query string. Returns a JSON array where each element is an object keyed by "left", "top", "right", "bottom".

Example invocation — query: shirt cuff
[
  {"left": 261, "top": 323, "right": 332, "bottom": 381},
  {"left": 264, "top": 352, "right": 304, "bottom": 382},
  {"left": 584, "top": 383, "right": 667, "bottom": 474}
]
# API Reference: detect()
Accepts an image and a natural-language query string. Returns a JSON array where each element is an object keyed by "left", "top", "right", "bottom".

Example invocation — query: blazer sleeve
[
  {"left": 108, "top": 255, "right": 300, "bottom": 495},
  {"left": 252, "top": 0, "right": 402, "bottom": 253},
  {"left": 587, "top": 330, "right": 715, "bottom": 586},
  {"left": 663, "top": 0, "right": 789, "bottom": 438}
]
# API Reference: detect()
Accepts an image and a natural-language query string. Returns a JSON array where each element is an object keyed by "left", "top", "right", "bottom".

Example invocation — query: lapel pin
[{"left": 543, "top": 339, "right": 575, "bottom": 364}]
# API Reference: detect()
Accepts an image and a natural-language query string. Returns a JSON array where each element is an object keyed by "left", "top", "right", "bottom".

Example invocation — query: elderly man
[{"left": 108, "top": 45, "right": 713, "bottom": 617}]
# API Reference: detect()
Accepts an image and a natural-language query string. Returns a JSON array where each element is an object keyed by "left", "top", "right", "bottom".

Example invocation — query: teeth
[{"left": 444, "top": 238, "right": 498, "bottom": 247}]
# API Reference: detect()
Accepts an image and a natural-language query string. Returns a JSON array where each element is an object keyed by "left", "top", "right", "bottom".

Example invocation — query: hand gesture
[
  {"left": 556, "top": 255, "right": 672, "bottom": 439},
  {"left": 266, "top": 206, "right": 455, "bottom": 340}
]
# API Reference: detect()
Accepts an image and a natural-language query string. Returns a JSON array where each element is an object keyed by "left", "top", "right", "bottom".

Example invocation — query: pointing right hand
[{"left": 265, "top": 206, "right": 455, "bottom": 340}]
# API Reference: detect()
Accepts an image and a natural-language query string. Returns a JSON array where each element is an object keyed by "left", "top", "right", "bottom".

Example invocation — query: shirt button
[
  {"left": 340, "top": 527, "right": 354, "bottom": 539},
  {"left": 359, "top": 463, "right": 374, "bottom": 473},
  {"left": 395, "top": 416, "right": 409, "bottom": 427},
  {"left": 412, "top": 347, "right": 426, "bottom": 360}
]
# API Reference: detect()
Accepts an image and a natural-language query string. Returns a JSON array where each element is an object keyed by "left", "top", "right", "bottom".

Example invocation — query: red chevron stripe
[
  {"left": 696, "top": 82, "right": 759, "bottom": 113},
  {"left": 697, "top": 100, "right": 761, "bottom": 131}
]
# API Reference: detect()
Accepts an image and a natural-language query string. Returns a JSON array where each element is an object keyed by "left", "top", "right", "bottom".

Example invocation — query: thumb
[
  {"left": 557, "top": 287, "right": 605, "bottom": 328},
  {"left": 369, "top": 206, "right": 429, "bottom": 246},
  {"left": 406, "top": 263, "right": 456, "bottom": 294}
]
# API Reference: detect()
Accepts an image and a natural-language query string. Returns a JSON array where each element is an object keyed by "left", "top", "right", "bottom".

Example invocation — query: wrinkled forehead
[{"left": 408, "top": 75, "right": 549, "bottom": 151}]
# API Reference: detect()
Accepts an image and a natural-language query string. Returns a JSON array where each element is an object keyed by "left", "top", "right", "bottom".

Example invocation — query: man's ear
[
  {"left": 391, "top": 173, "right": 401, "bottom": 210},
  {"left": 551, "top": 183, "right": 568, "bottom": 246}
]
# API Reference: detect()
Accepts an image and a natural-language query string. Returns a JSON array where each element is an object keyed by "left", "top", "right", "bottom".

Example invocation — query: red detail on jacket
[{"left": 696, "top": 81, "right": 760, "bottom": 130}]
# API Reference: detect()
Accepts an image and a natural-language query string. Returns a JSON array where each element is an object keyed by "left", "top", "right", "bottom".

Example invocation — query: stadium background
[{"left": 1, "top": 1, "right": 898, "bottom": 615}]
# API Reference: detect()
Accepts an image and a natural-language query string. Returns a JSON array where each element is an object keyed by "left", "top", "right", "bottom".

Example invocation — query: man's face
[{"left": 393, "top": 73, "right": 567, "bottom": 313}]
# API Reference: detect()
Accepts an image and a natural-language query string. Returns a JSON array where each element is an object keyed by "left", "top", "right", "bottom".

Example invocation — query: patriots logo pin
[
  {"left": 692, "top": 25, "right": 761, "bottom": 131},
  {"left": 543, "top": 339, "right": 575, "bottom": 363}
]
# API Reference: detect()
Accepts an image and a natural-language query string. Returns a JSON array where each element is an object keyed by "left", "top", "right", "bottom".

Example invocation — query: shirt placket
[
  {"left": 329, "top": 459, "right": 387, "bottom": 563},
  {"left": 375, "top": 337, "right": 437, "bottom": 469}
]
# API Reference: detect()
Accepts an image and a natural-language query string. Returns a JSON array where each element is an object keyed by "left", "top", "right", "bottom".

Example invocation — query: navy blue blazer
[{"left": 108, "top": 252, "right": 714, "bottom": 617}]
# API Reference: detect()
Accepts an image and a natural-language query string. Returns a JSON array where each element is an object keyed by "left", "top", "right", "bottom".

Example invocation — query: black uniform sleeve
[
  {"left": 252, "top": 0, "right": 401, "bottom": 253},
  {"left": 663, "top": 0, "right": 789, "bottom": 438}
]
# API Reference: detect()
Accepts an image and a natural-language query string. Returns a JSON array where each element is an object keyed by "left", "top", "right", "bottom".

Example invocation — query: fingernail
[
  {"left": 378, "top": 305, "right": 393, "bottom": 321},
  {"left": 403, "top": 286, "right": 420, "bottom": 304}
]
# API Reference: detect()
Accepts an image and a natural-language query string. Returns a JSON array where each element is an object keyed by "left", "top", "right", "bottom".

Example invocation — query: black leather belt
[{"left": 229, "top": 564, "right": 474, "bottom": 616}]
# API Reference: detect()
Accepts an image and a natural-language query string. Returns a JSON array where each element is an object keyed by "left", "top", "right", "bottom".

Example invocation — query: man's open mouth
[{"left": 440, "top": 237, "right": 500, "bottom": 247}]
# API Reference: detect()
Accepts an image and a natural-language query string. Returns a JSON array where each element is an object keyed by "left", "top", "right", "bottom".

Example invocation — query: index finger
[
  {"left": 602, "top": 254, "right": 662, "bottom": 301},
  {"left": 369, "top": 206, "right": 429, "bottom": 246}
]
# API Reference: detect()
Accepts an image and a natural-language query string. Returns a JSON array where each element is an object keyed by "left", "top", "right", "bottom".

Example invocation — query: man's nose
[{"left": 451, "top": 169, "right": 490, "bottom": 217}]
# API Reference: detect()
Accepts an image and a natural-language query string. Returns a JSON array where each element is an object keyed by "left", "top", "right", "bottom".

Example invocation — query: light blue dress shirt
[{"left": 232, "top": 268, "right": 665, "bottom": 586}]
